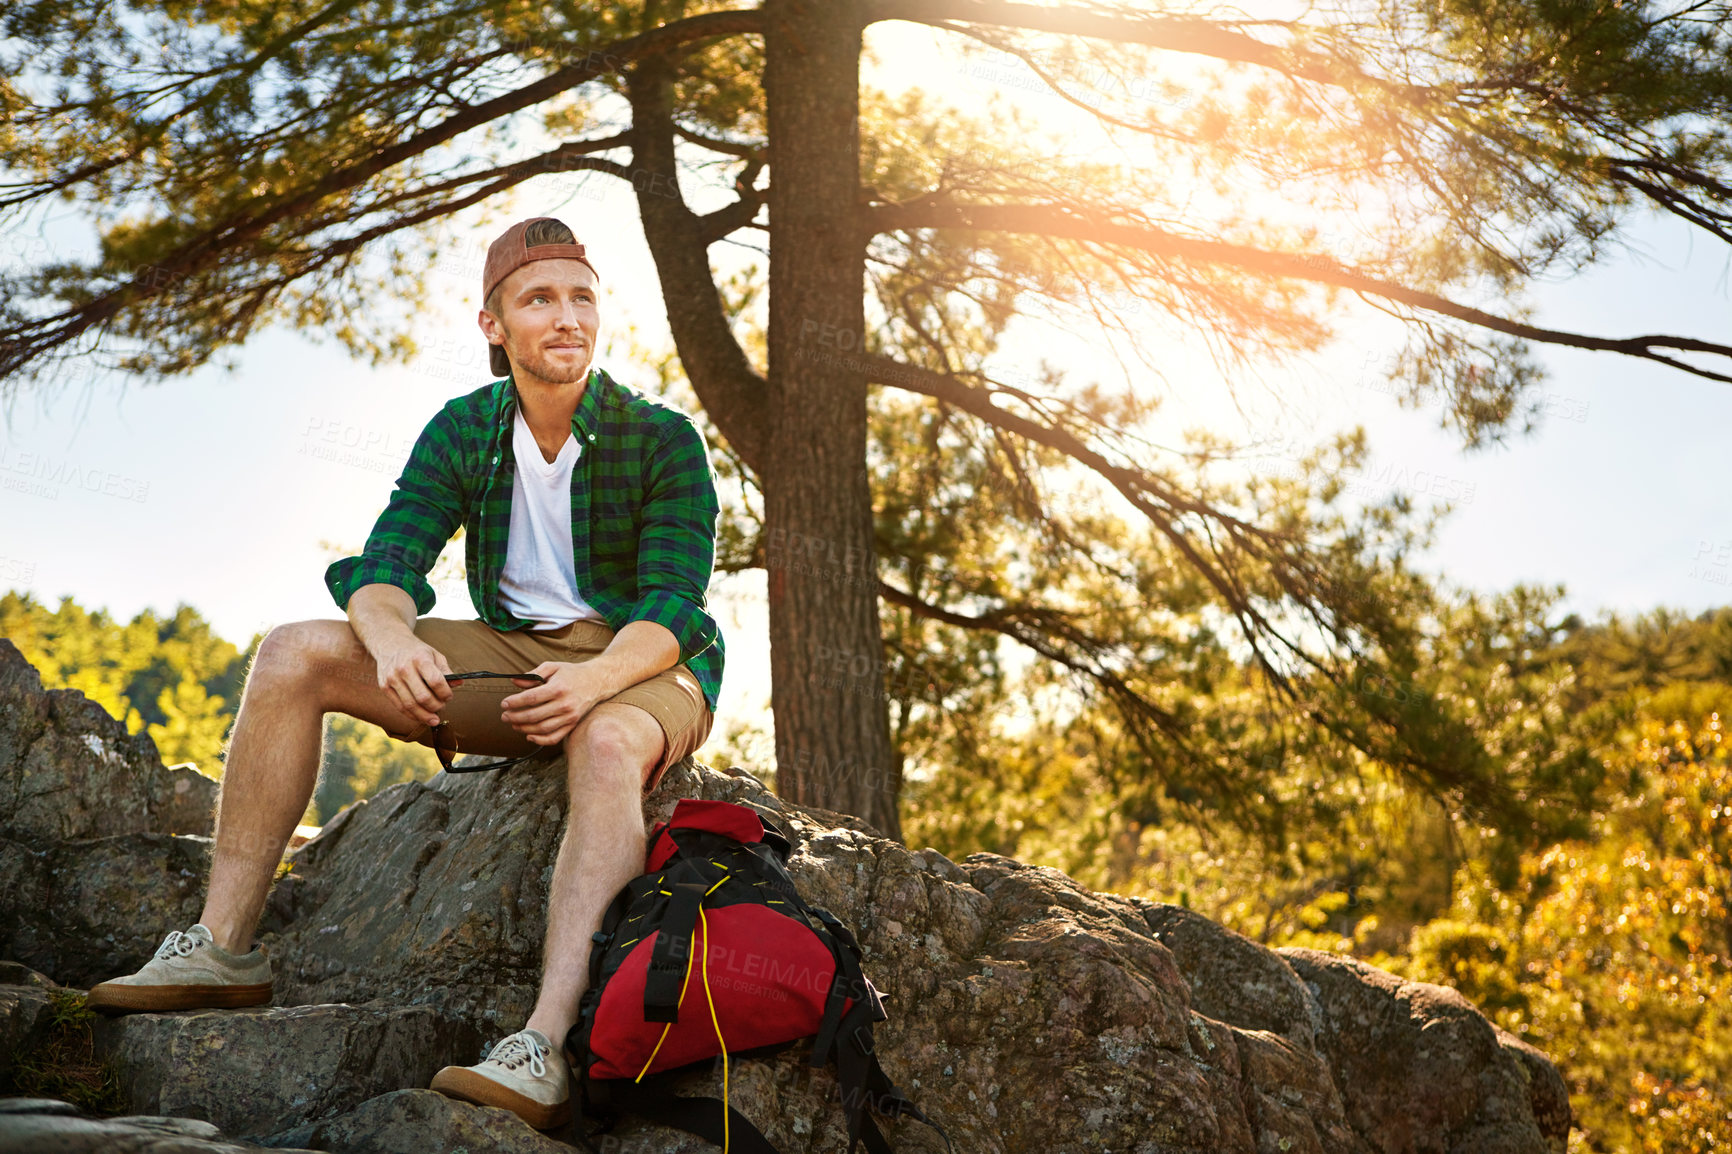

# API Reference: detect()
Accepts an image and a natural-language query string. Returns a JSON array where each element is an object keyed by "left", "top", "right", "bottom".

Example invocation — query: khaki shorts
[{"left": 381, "top": 617, "right": 714, "bottom": 795}]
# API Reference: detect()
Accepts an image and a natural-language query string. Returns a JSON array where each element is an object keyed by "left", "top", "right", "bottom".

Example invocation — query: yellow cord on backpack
[
  {"left": 632, "top": 893, "right": 731, "bottom": 1153},
  {"left": 635, "top": 926, "right": 698, "bottom": 1083},
  {"left": 698, "top": 904, "right": 730, "bottom": 1154}
]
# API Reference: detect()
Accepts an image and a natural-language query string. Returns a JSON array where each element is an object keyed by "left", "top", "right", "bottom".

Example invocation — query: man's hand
[
  {"left": 371, "top": 636, "right": 455, "bottom": 728},
  {"left": 501, "top": 661, "right": 610, "bottom": 747}
]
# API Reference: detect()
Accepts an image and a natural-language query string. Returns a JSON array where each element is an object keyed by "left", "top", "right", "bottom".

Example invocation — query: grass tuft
[{"left": 4, "top": 988, "right": 126, "bottom": 1114}]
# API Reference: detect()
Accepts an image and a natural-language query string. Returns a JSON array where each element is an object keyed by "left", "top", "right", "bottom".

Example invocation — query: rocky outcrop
[
  {"left": 0, "top": 641, "right": 218, "bottom": 988},
  {"left": 0, "top": 964, "right": 60, "bottom": 1089},
  {"left": 1278, "top": 949, "right": 1570, "bottom": 1154},
  {"left": 0, "top": 639, "right": 217, "bottom": 845},
  {"left": 0, "top": 643, "right": 1572, "bottom": 1152},
  {"left": 1, "top": 832, "right": 211, "bottom": 988},
  {"left": 268, "top": 1090, "right": 582, "bottom": 1153},
  {"left": 1142, "top": 903, "right": 1321, "bottom": 1047},
  {"left": 93, "top": 1004, "right": 486, "bottom": 1140}
]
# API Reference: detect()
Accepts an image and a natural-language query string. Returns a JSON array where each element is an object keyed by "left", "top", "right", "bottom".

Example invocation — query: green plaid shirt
[{"left": 325, "top": 367, "right": 724, "bottom": 711}]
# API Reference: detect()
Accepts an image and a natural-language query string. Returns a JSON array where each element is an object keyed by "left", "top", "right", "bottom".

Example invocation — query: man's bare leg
[
  {"left": 200, "top": 620, "right": 448, "bottom": 954},
  {"left": 523, "top": 702, "right": 665, "bottom": 1045}
]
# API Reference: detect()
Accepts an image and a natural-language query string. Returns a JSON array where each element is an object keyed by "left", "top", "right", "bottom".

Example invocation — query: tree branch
[
  {"left": 876, "top": 576, "right": 1185, "bottom": 729},
  {"left": 1607, "top": 157, "right": 1732, "bottom": 246},
  {"left": 877, "top": 575, "right": 1266, "bottom": 831},
  {"left": 367, "top": 133, "right": 634, "bottom": 209},
  {"left": 695, "top": 158, "right": 769, "bottom": 244},
  {"left": 674, "top": 122, "right": 767, "bottom": 160},
  {"left": 866, "top": 201, "right": 1732, "bottom": 384},
  {"left": 624, "top": 51, "right": 771, "bottom": 473},
  {"left": 863, "top": 0, "right": 1405, "bottom": 93},
  {"left": 857, "top": 351, "right": 1355, "bottom": 694},
  {"left": 0, "top": 9, "right": 762, "bottom": 383}
]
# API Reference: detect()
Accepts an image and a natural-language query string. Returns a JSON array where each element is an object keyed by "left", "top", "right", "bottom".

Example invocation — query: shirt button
[{"left": 586, "top": 434, "right": 595, "bottom": 442}]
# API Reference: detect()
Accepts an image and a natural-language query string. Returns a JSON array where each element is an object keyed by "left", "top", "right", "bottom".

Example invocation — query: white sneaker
[
  {"left": 430, "top": 1028, "right": 571, "bottom": 1129},
  {"left": 86, "top": 924, "right": 272, "bottom": 1014}
]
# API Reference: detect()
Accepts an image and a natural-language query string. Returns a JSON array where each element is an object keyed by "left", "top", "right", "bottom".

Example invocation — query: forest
[{"left": 3, "top": 585, "right": 1727, "bottom": 1151}]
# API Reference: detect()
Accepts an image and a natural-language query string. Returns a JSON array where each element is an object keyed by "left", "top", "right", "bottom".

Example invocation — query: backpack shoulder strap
[
  {"left": 824, "top": 994, "right": 955, "bottom": 1154},
  {"left": 759, "top": 814, "right": 794, "bottom": 860}
]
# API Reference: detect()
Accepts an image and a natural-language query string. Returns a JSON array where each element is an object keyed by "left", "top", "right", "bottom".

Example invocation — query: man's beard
[{"left": 502, "top": 322, "right": 589, "bottom": 385}]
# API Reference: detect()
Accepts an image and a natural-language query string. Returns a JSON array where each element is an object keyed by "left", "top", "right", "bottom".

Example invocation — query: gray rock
[
  {"left": 0, "top": 961, "right": 63, "bottom": 988},
  {"left": 0, "top": 1097, "right": 318, "bottom": 1152},
  {"left": 0, "top": 1099, "right": 83, "bottom": 1115},
  {"left": 1278, "top": 947, "right": 1570, "bottom": 1154},
  {"left": 263, "top": 1089, "right": 583, "bottom": 1153},
  {"left": 1140, "top": 900, "right": 1321, "bottom": 1048},
  {"left": 93, "top": 1002, "right": 486, "bottom": 1140},
  {"left": 252, "top": 756, "right": 1565, "bottom": 1153},
  {"left": 0, "top": 832, "right": 210, "bottom": 989},
  {"left": 258, "top": 759, "right": 800, "bottom": 1030},
  {"left": 0, "top": 979, "right": 58, "bottom": 1084},
  {"left": 155, "top": 767, "right": 219, "bottom": 837},
  {"left": 1230, "top": 1023, "right": 1367, "bottom": 1154},
  {"left": 0, "top": 640, "right": 209, "bottom": 846},
  {"left": 1495, "top": 1027, "right": 1572, "bottom": 1154},
  {"left": 0, "top": 644, "right": 1573, "bottom": 1153},
  {"left": 0, "top": 642, "right": 222, "bottom": 990}
]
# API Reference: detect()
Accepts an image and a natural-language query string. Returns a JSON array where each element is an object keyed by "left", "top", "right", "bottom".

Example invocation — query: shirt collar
[{"left": 496, "top": 367, "right": 608, "bottom": 455}]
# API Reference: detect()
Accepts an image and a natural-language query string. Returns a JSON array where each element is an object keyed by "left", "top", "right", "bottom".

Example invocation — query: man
[{"left": 84, "top": 217, "right": 725, "bottom": 1130}]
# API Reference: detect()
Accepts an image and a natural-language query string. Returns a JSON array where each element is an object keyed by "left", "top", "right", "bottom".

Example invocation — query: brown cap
[
  {"left": 481, "top": 217, "right": 599, "bottom": 304},
  {"left": 481, "top": 217, "right": 600, "bottom": 378}
]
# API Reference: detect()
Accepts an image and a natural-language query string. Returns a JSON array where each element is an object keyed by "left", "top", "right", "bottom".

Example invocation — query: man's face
[{"left": 478, "top": 258, "right": 600, "bottom": 386}]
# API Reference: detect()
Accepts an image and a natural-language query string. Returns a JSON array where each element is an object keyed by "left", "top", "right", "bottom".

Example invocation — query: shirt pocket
[{"left": 589, "top": 493, "right": 641, "bottom": 561}]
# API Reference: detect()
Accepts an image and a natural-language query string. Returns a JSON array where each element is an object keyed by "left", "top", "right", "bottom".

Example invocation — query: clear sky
[{"left": 2, "top": 19, "right": 1729, "bottom": 744}]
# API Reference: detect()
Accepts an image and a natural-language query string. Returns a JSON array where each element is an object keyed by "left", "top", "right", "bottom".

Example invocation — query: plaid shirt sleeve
[
  {"left": 630, "top": 417, "right": 720, "bottom": 662},
  {"left": 324, "top": 407, "right": 468, "bottom": 616}
]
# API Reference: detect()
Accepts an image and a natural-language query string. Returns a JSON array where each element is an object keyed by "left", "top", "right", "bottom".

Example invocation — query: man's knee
[
  {"left": 566, "top": 705, "right": 663, "bottom": 787},
  {"left": 250, "top": 620, "right": 365, "bottom": 694}
]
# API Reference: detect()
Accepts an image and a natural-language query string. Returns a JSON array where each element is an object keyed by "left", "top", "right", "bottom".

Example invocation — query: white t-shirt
[{"left": 497, "top": 407, "right": 607, "bottom": 629}]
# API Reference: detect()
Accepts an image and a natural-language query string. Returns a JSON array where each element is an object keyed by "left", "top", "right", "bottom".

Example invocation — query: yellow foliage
[{"left": 1389, "top": 715, "right": 1732, "bottom": 1153}]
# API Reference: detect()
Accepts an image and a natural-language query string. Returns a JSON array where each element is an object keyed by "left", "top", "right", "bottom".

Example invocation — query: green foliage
[
  {"left": 0, "top": 588, "right": 441, "bottom": 825},
  {"left": 5, "top": 0, "right": 1732, "bottom": 411},
  {"left": 0, "top": 0, "right": 648, "bottom": 378},
  {"left": 878, "top": 400, "right": 1614, "bottom": 928},
  {"left": 901, "top": 676, "right": 1463, "bottom": 948},
  {"left": 1549, "top": 608, "right": 1732, "bottom": 709},
  {"left": 312, "top": 713, "right": 441, "bottom": 825},
  {"left": 0, "top": 588, "right": 253, "bottom": 772}
]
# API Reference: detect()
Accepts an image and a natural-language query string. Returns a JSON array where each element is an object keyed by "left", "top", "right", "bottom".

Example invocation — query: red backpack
[{"left": 565, "top": 799, "right": 949, "bottom": 1153}]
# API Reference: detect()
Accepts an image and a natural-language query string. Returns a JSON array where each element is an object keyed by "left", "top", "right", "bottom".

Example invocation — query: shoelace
[
  {"left": 487, "top": 1030, "right": 548, "bottom": 1079},
  {"left": 154, "top": 930, "right": 201, "bottom": 960}
]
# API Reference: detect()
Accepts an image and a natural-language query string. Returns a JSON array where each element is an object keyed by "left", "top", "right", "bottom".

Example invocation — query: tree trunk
[
  {"left": 761, "top": 0, "right": 900, "bottom": 839},
  {"left": 626, "top": 48, "right": 770, "bottom": 474}
]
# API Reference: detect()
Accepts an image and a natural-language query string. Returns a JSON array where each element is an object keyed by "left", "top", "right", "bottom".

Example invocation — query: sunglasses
[{"left": 432, "top": 671, "right": 560, "bottom": 774}]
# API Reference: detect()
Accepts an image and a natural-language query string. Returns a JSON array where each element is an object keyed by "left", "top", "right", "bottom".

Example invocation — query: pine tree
[{"left": 6, "top": 0, "right": 1731, "bottom": 834}]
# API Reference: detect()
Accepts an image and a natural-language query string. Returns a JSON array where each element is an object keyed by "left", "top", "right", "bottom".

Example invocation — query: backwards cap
[{"left": 481, "top": 217, "right": 600, "bottom": 377}]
